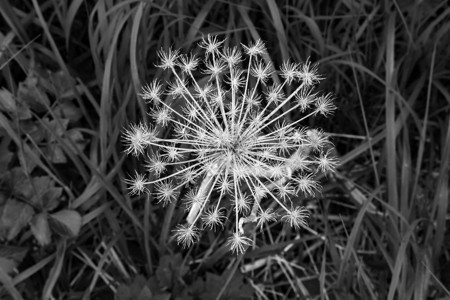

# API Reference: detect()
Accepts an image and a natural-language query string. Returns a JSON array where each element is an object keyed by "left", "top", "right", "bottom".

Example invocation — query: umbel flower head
[{"left": 123, "top": 35, "right": 337, "bottom": 254}]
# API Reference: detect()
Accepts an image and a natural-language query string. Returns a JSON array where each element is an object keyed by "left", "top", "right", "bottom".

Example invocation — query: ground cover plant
[{"left": 0, "top": 0, "right": 449, "bottom": 299}]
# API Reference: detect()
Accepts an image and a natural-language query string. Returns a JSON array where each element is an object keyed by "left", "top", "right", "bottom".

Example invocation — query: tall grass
[{"left": 0, "top": 0, "right": 449, "bottom": 299}]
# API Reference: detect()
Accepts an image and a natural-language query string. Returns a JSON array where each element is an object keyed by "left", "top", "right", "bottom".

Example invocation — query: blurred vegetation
[{"left": 0, "top": 0, "right": 449, "bottom": 299}]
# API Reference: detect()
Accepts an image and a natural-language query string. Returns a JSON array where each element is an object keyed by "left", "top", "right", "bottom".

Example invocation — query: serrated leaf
[
  {"left": 0, "top": 151, "right": 13, "bottom": 174},
  {"left": 0, "top": 257, "right": 17, "bottom": 274},
  {"left": 49, "top": 209, "right": 82, "bottom": 238},
  {"left": 17, "top": 76, "right": 50, "bottom": 113},
  {"left": 66, "top": 128, "right": 86, "bottom": 152},
  {"left": 41, "top": 118, "right": 69, "bottom": 142},
  {"left": 188, "top": 277, "right": 204, "bottom": 296},
  {"left": 0, "top": 193, "right": 6, "bottom": 207},
  {"left": 36, "top": 176, "right": 56, "bottom": 195},
  {"left": 13, "top": 174, "right": 50, "bottom": 199},
  {"left": 151, "top": 293, "right": 171, "bottom": 300},
  {"left": 45, "top": 143, "right": 67, "bottom": 163},
  {"left": 0, "top": 88, "right": 15, "bottom": 112},
  {"left": 0, "top": 245, "right": 28, "bottom": 261},
  {"left": 136, "top": 285, "right": 153, "bottom": 300},
  {"left": 0, "top": 265, "right": 24, "bottom": 300},
  {"left": 155, "top": 254, "right": 184, "bottom": 289},
  {"left": 30, "top": 213, "right": 51, "bottom": 246},
  {"left": 20, "top": 148, "right": 38, "bottom": 173},
  {"left": 13, "top": 175, "right": 60, "bottom": 208},
  {"left": 129, "top": 275, "right": 147, "bottom": 296},
  {"left": 0, "top": 88, "right": 32, "bottom": 119},
  {"left": 0, "top": 245, "right": 28, "bottom": 274},
  {"left": 115, "top": 284, "right": 132, "bottom": 300},
  {"left": 48, "top": 70, "right": 74, "bottom": 98},
  {"left": 2, "top": 167, "right": 26, "bottom": 186},
  {"left": 0, "top": 198, "right": 34, "bottom": 240},
  {"left": 116, "top": 275, "right": 155, "bottom": 300},
  {"left": 42, "top": 187, "right": 63, "bottom": 211},
  {"left": 18, "top": 120, "right": 46, "bottom": 143},
  {"left": 147, "top": 276, "right": 160, "bottom": 295},
  {"left": 42, "top": 122, "right": 85, "bottom": 161},
  {"left": 199, "top": 270, "right": 253, "bottom": 300},
  {"left": 53, "top": 101, "right": 82, "bottom": 122}
]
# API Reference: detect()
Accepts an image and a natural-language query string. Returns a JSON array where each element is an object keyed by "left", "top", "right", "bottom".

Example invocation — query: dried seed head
[
  {"left": 123, "top": 36, "right": 337, "bottom": 253},
  {"left": 227, "top": 232, "right": 252, "bottom": 254},
  {"left": 173, "top": 224, "right": 200, "bottom": 248}
]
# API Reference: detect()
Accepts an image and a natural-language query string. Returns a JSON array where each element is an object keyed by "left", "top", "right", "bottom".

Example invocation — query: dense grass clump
[{"left": 0, "top": 1, "right": 449, "bottom": 299}]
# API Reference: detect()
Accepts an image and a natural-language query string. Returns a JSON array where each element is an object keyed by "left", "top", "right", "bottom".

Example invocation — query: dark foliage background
[{"left": 0, "top": 0, "right": 449, "bottom": 299}]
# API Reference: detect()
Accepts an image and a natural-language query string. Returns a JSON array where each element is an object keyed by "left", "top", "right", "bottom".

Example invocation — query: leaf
[
  {"left": 48, "top": 70, "right": 74, "bottom": 99},
  {"left": 17, "top": 75, "right": 50, "bottom": 113},
  {"left": 151, "top": 293, "right": 171, "bottom": 300},
  {"left": 146, "top": 276, "right": 161, "bottom": 295},
  {"left": 40, "top": 119, "right": 86, "bottom": 163},
  {"left": 128, "top": 275, "right": 148, "bottom": 297},
  {"left": 18, "top": 120, "right": 46, "bottom": 143},
  {"left": 0, "top": 245, "right": 28, "bottom": 262},
  {"left": 198, "top": 271, "right": 253, "bottom": 300},
  {"left": 66, "top": 128, "right": 86, "bottom": 152},
  {"left": 49, "top": 209, "right": 82, "bottom": 238},
  {"left": 0, "top": 244, "right": 28, "bottom": 274},
  {"left": 115, "top": 275, "right": 158, "bottom": 300},
  {"left": 0, "top": 265, "right": 24, "bottom": 300},
  {"left": 0, "top": 88, "right": 15, "bottom": 112},
  {"left": 41, "top": 118, "right": 69, "bottom": 142},
  {"left": 30, "top": 213, "right": 51, "bottom": 246},
  {"left": 41, "top": 187, "right": 63, "bottom": 211},
  {"left": 155, "top": 256, "right": 173, "bottom": 289},
  {"left": 20, "top": 148, "right": 38, "bottom": 173},
  {"left": 0, "top": 168, "right": 23, "bottom": 194},
  {"left": 0, "top": 150, "right": 13, "bottom": 174},
  {"left": 115, "top": 284, "right": 132, "bottom": 300},
  {"left": 13, "top": 174, "right": 49, "bottom": 199},
  {"left": 0, "top": 257, "right": 17, "bottom": 274},
  {"left": 0, "top": 88, "right": 32, "bottom": 119},
  {"left": 187, "top": 277, "right": 205, "bottom": 296},
  {"left": 53, "top": 101, "right": 82, "bottom": 122},
  {"left": 13, "top": 175, "right": 60, "bottom": 208},
  {"left": 155, "top": 254, "right": 184, "bottom": 289},
  {"left": 44, "top": 143, "right": 67, "bottom": 163},
  {"left": 136, "top": 285, "right": 153, "bottom": 300},
  {"left": 0, "top": 197, "right": 34, "bottom": 241}
]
